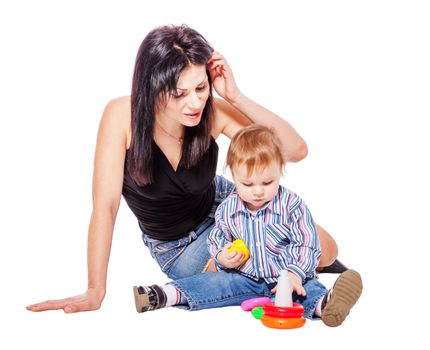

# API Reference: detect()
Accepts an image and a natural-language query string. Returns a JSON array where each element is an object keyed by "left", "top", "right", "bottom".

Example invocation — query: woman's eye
[
  {"left": 196, "top": 85, "right": 207, "bottom": 91},
  {"left": 172, "top": 93, "right": 184, "bottom": 99}
]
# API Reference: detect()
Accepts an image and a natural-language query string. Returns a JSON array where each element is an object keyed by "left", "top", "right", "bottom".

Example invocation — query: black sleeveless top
[{"left": 122, "top": 138, "right": 218, "bottom": 241}]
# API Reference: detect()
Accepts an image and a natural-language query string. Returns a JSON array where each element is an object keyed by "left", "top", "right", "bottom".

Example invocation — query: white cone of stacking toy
[{"left": 274, "top": 270, "right": 293, "bottom": 307}]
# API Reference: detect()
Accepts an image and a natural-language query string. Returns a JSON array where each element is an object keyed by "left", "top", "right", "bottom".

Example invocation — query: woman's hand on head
[
  {"left": 208, "top": 52, "right": 241, "bottom": 103},
  {"left": 26, "top": 288, "right": 104, "bottom": 313}
]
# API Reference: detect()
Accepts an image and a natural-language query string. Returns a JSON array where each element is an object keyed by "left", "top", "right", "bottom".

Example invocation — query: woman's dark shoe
[{"left": 317, "top": 259, "right": 348, "bottom": 274}]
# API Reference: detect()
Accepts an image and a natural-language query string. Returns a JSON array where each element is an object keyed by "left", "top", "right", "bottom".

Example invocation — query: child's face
[{"left": 232, "top": 161, "right": 282, "bottom": 211}]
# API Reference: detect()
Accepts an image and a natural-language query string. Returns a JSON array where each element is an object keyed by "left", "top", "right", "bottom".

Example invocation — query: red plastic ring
[
  {"left": 263, "top": 302, "right": 304, "bottom": 318},
  {"left": 261, "top": 315, "right": 306, "bottom": 329}
]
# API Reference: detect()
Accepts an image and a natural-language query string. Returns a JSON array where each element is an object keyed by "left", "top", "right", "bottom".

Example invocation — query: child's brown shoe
[{"left": 321, "top": 269, "right": 363, "bottom": 327}]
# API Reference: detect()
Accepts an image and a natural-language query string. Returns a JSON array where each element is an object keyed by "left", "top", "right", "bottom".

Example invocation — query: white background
[{"left": 1, "top": 0, "right": 429, "bottom": 348}]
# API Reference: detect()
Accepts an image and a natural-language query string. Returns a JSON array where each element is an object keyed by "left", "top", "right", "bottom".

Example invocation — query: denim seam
[
  {"left": 303, "top": 290, "right": 327, "bottom": 319},
  {"left": 172, "top": 281, "right": 272, "bottom": 311},
  {"left": 170, "top": 281, "right": 195, "bottom": 310},
  {"left": 196, "top": 291, "right": 272, "bottom": 309},
  {"left": 161, "top": 245, "right": 187, "bottom": 273}
]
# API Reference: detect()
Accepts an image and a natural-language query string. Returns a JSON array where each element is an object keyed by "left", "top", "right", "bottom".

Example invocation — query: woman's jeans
[
  {"left": 142, "top": 175, "right": 235, "bottom": 280},
  {"left": 171, "top": 271, "right": 328, "bottom": 319}
]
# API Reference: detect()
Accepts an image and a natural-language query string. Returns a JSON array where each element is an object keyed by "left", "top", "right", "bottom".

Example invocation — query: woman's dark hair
[{"left": 128, "top": 24, "right": 214, "bottom": 186}]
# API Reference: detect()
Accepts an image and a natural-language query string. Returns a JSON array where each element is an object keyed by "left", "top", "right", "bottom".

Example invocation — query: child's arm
[
  {"left": 282, "top": 193, "right": 322, "bottom": 283},
  {"left": 207, "top": 205, "right": 244, "bottom": 269},
  {"left": 207, "top": 205, "right": 232, "bottom": 267}
]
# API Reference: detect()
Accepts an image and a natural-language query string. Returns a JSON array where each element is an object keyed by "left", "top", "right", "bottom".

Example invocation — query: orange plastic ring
[
  {"left": 261, "top": 315, "right": 306, "bottom": 329},
  {"left": 263, "top": 302, "right": 304, "bottom": 318}
]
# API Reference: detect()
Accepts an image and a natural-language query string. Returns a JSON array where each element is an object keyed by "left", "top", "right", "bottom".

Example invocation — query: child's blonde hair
[{"left": 227, "top": 125, "right": 285, "bottom": 176}]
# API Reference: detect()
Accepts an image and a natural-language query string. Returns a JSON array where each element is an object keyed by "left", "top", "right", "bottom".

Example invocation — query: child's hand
[
  {"left": 216, "top": 242, "right": 245, "bottom": 269},
  {"left": 271, "top": 271, "right": 306, "bottom": 296}
]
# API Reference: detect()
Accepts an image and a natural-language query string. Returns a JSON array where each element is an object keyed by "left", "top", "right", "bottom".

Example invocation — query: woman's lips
[{"left": 185, "top": 111, "right": 201, "bottom": 119}]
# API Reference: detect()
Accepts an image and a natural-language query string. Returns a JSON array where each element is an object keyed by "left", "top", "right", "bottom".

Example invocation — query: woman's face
[{"left": 158, "top": 64, "right": 210, "bottom": 127}]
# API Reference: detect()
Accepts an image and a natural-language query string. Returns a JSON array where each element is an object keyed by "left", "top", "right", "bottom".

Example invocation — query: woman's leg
[{"left": 315, "top": 224, "right": 338, "bottom": 268}]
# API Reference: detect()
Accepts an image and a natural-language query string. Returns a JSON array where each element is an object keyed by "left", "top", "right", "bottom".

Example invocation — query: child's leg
[
  {"left": 296, "top": 270, "right": 362, "bottom": 327},
  {"left": 293, "top": 277, "right": 328, "bottom": 319},
  {"left": 134, "top": 271, "right": 271, "bottom": 313},
  {"left": 133, "top": 284, "right": 189, "bottom": 313}
]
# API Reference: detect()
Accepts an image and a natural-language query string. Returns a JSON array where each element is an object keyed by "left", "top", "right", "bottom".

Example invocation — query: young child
[{"left": 134, "top": 125, "right": 362, "bottom": 327}]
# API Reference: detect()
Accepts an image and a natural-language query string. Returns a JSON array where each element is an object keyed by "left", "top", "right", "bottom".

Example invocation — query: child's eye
[
  {"left": 241, "top": 183, "right": 252, "bottom": 187},
  {"left": 263, "top": 181, "right": 273, "bottom": 186}
]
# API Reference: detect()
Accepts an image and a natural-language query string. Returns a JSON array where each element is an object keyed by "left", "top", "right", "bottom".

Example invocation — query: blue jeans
[
  {"left": 171, "top": 271, "right": 328, "bottom": 319},
  {"left": 142, "top": 175, "right": 235, "bottom": 280}
]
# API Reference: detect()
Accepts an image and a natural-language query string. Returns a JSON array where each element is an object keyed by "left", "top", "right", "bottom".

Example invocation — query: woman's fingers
[
  {"left": 26, "top": 298, "right": 71, "bottom": 312},
  {"left": 208, "top": 51, "right": 224, "bottom": 63},
  {"left": 27, "top": 292, "right": 99, "bottom": 313},
  {"left": 63, "top": 298, "right": 95, "bottom": 313}
]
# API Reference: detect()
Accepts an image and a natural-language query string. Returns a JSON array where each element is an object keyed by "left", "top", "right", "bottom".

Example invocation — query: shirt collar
[{"left": 230, "top": 188, "right": 282, "bottom": 217}]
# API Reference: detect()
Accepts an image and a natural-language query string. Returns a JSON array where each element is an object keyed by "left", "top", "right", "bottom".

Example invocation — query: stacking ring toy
[
  {"left": 263, "top": 302, "right": 304, "bottom": 318},
  {"left": 261, "top": 315, "right": 306, "bottom": 329},
  {"left": 241, "top": 297, "right": 271, "bottom": 311},
  {"left": 251, "top": 306, "right": 264, "bottom": 320}
]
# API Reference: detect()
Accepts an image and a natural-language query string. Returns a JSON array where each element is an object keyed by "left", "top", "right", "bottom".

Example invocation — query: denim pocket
[{"left": 143, "top": 234, "right": 190, "bottom": 272}]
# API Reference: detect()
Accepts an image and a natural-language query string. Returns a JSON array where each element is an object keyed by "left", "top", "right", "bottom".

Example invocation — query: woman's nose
[{"left": 187, "top": 91, "right": 201, "bottom": 109}]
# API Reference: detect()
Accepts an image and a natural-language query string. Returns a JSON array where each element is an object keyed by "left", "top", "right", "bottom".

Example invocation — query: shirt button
[
  {"left": 256, "top": 242, "right": 261, "bottom": 247},
  {"left": 259, "top": 267, "right": 264, "bottom": 272}
]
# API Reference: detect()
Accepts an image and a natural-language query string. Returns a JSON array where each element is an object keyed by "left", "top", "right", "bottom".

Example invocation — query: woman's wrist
[
  {"left": 225, "top": 90, "right": 245, "bottom": 107},
  {"left": 88, "top": 286, "right": 106, "bottom": 302}
]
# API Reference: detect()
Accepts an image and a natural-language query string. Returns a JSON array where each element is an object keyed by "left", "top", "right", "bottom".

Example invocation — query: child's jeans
[{"left": 171, "top": 270, "right": 328, "bottom": 319}]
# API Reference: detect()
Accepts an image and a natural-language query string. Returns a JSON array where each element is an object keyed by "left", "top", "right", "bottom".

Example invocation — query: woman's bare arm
[
  {"left": 209, "top": 53, "right": 307, "bottom": 162},
  {"left": 27, "top": 97, "right": 130, "bottom": 312}
]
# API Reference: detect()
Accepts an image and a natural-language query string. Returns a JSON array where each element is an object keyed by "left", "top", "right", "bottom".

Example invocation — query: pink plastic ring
[
  {"left": 263, "top": 302, "right": 304, "bottom": 318},
  {"left": 241, "top": 297, "right": 272, "bottom": 311}
]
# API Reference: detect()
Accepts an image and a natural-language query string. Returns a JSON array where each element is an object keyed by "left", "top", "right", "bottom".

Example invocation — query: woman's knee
[{"left": 315, "top": 224, "right": 338, "bottom": 267}]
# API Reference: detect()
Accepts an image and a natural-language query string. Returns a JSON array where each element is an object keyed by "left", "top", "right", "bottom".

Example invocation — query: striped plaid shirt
[{"left": 207, "top": 186, "right": 321, "bottom": 284}]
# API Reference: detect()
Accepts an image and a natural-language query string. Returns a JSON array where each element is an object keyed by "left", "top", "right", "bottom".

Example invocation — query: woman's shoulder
[
  {"left": 104, "top": 96, "right": 131, "bottom": 116},
  {"left": 100, "top": 96, "right": 131, "bottom": 147}
]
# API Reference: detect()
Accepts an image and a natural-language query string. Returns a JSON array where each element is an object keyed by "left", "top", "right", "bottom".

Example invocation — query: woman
[{"left": 27, "top": 24, "right": 340, "bottom": 313}]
